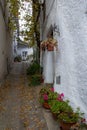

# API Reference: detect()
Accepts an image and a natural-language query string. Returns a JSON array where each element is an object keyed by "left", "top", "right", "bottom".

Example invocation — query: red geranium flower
[{"left": 43, "top": 94, "right": 48, "bottom": 100}]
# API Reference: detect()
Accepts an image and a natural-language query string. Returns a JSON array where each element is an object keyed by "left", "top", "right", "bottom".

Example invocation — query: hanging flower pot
[
  {"left": 41, "top": 38, "right": 57, "bottom": 51},
  {"left": 47, "top": 44, "right": 54, "bottom": 51}
]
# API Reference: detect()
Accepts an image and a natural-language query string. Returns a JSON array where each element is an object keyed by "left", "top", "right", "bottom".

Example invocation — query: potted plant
[
  {"left": 49, "top": 100, "right": 73, "bottom": 120},
  {"left": 39, "top": 87, "right": 58, "bottom": 109},
  {"left": 39, "top": 87, "right": 51, "bottom": 96},
  {"left": 70, "top": 118, "right": 87, "bottom": 130},
  {"left": 58, "top": 107, "right": 84, "bottom": 130},
  {"left": 47, "top": 43, "right": 54, "bottom": 51},
  {"left": 78, "top": 118, "right": 87, "bottom": 130},
  {"left": 39, "top": 87, "right": 52, "bottom": 109},
  {"left": 26, "top": 61, "right": 41, "bottom": 75},
  {"left": 40, "top": 38, "right": 57, "bottom": 51},
  {"left": 31, "top": 74, "right": 42, "bottom": 86}
]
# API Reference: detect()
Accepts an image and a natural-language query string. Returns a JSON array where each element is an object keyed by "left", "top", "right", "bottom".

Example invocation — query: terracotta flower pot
[
  {"left": 47, "top": 44, "right": 54, "bottom": 51},
  {"left": 43, "top": 102, "right": 50, "bottom": 109},
  {"left": 60, "top": 121, "right": 75, "bottom": 130}
]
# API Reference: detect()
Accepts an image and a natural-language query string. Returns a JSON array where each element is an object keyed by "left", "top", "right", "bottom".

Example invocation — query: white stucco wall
[
  {"left": 40, "top": 0, "right": 57, "bottom": 84},
  {"left": 42, "top": 50, "right": 54, "bottom": 83},
  {"left": 42, "top": 0, "right": 87, "bottom": 118},
  {"left": 42, "top": 0, "right": 56, "bottom": 39},
  {"left": 0, "top": 1, "right": 13, "bottom": 82},
  {"left": 0, "top": 5, "right": 7, "bottom": 81}
]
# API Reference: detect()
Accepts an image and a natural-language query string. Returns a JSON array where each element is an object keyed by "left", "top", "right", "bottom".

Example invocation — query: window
[{"left": 22, "top": 51, "right": 27, "bottom": 57}]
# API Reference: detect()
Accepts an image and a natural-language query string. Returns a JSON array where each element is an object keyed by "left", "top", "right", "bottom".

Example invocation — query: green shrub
[
  {"left": 30, "top": 74, "right": 42, "bottom": 86},
  {"left": 39, "top": 87, "right": 59, "bottom": 106},
  {"left": 27, "top": 61, "right": 41, "bottom": 75},
  {"left": 58, "top": 107, "right": 84, "bottom": 123},
  {"left": 49, "top": 100, "right": 73, "bottom": 115}
]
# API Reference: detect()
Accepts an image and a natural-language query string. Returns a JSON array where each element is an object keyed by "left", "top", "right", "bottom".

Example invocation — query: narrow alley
[
  {"left": 1, "top": 0, "right": 87, "bottom": 129},
  {"left": 0, "top": 62, "right": 49, "bottom": 130}
]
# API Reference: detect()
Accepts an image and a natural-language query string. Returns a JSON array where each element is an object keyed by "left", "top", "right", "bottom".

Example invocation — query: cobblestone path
[{"left": 0, "top": 62, "right": 48, "bottom": 130}]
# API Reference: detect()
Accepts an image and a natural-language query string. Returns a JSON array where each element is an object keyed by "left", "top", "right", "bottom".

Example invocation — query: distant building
[
  {"left": 17, "top": 41, "right": 33, "bottom": 61},
  {"left": 13, "top": 39, "right": 33, "bottom": 61}
]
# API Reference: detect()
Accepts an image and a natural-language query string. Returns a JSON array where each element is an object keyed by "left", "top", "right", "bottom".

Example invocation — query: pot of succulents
[{"left": 58, "top": 107, "right": 84, "bottom": 130}]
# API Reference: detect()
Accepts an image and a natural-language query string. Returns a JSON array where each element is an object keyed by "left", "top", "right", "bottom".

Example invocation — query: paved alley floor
[{"left": 0, "top": 62, "right": 60, "bottom": 130}]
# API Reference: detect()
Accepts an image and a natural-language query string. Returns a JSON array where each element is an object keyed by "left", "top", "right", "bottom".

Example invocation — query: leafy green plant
[
  {"left": 49, "top": 100, "right": 73, "bottom": 115},
  {"left": 39, "top": 87, "right": 51, "bottom": 95},
  {"left": 39, "top": 87, "right": 59, "bottom": 106},
  {"left": 58, "top": 107, "right": 84, "bottom": 123},
  {"left": 27, "top": 61, "right": 43, "bottom": 86},
  {"left": 58, "top": 112, "right": 78, "bottom": 123},
  {"left": 30, "top": 74, "right": 42, "bottom": 86},
  {"left": 79, "top": 121, "right": 87, "bottom": 129},
  {"left": 48, "top": 92, "right": 58, "bottom": 100},
  {"left": 26, "top": 61, "right": 41, "bottom": 75}
]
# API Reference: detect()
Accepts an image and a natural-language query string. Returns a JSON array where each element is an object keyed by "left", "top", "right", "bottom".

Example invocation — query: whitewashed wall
[
  {"left": 42, "top": 50, "right": 54, "bottom": 83},
  {"left": 40, "top": 0, "right": 57, "bottom": 83},
  {"left": 0, "top": 5, "right": 7, "bottom": 81},
  {"left": 0, "top": 1, "right": 13, "bottom": 82},
  {"left": 42, "top": 0, "right": 87, "bottom": 118}
]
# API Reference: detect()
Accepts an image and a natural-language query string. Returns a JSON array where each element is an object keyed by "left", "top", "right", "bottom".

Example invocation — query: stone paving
[{"left": 0, "top": 62, "right": 48, "bottom": 130}]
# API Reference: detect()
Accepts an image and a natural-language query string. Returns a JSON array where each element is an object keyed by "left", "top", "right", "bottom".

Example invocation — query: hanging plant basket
[
  {"left": 40, "top": 38, "right": 57, "bottom": 51},
  {"left": 47, "top": 44, "right": 54, "bottom": 51}
]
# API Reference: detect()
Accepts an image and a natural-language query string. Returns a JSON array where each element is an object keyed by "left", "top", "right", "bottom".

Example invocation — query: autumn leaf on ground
[
  {"left": 5, "top": 128, "right": 13, "bottom": 130},
  {"left": 23, "top": 119, "right": 30, "bottom": 127},
  {"left": 0, "top": 105, "right": 6, "bottom": 112}
]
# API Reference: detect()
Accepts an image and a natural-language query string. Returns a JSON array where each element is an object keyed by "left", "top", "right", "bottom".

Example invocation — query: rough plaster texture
[
  {"left": 42, "top": 50, "right": 54, "bottom": 83},
  {"left": 0, "top": 2, "right": 13, "bottom": 82},
  {"left": 41, "top": 0, "right": 87, "bottom": 118},
  {"left": 0, "top": 6, "right": 7, "bottom": 81}
]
